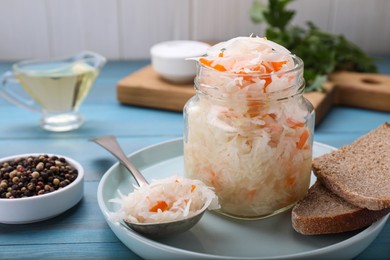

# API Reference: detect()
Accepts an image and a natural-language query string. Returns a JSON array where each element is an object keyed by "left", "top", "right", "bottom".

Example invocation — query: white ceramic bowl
[
  {"left": 150, "top": 40, "right": 210, "bottom": 83},
  {"left": 0, "top": 153, "right": 84, "bottom": 224}
]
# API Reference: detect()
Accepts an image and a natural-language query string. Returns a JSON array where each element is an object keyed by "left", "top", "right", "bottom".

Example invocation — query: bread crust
[
  {"left": 312, "top": 123, "right": 390, "bottom": 210},
  {"left": 292, "top": 182, "right": 390, "bottom": 235}
]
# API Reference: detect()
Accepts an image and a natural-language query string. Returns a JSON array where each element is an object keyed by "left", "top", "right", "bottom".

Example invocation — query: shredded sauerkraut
[
  {"left": 109, "top": 176, "right": 219, "bottom": 224},
  {"left": 184, "top": 36, "right": 313, "bottom": 218}
]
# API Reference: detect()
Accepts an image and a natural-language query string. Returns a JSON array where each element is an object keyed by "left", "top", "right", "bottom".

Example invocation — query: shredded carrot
[
  {"left": 200, "top": 58, "right": 226, "bottom": 72},
  {"left": 265, "top": 113, "right": 277, "bottom": 120},
  {"left": 199, "top": 58, "right": 213, "bottom": 68},
  {"left": 191, "top": 184, "right": 196, "bottom": 192},
  {"left": 247, "top": 189, "right": 257, "bottom": 199},
  {"left": 252, "top": 65, "right": 261, "bottom": 71},
  {"left": 247, "top": 100, "right": 261, "bottom": 107},
  {"left": 258, "top": 60, "right": 287, "bottom": 90},
  {"left": 212, "top": 63, "right": 226, "bottom": 72},
  {"left": 200, "top": 58, "right": 286, "bottom": 92},
  {"left": 208, "top": 169, "right": 221, "bottom": 189},
  {"left": 244, "top": 76, "right": 254, "bottom": 82},
  {"left": 285, "top": 176, "right": 296, "bottom": 186},
  {"left": 236, "top": 71, "right": 255, "bottom": 83},
  {"left": 287, "top": 118, "right": 305, "bottom": 129},
  {"left": 261, "top": 62, "right": 273, "bottom": 73},
  {"left": 297, "top": 129, "right": 309, "bottom": 149},
  {"left": 268, "top": 124, "right": 283, "bottom": 132},
  {"left": 261, "top": 76, "right": 272, "bottom": 92},
  {"left": 247, "top": 109, "right": 260, "bottom": 118},
  {"left": 270, "top": 60, "right": 287, "bottom": 72},
  {"left": 261, "top": 60, "right": 287, "bottom": 73},
  {"left": 149, "top": 201, "right": 169, "bottom": 212},
  {"left": 246, "top": 100, "right": 263, "bottom": 118},
  {"left": 258, "top": 61, "right": 287, "bottom": 92}
]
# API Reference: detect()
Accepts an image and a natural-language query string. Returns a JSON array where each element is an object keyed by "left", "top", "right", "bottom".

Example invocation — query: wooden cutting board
[{"left": 117, "top": 65, "right": 390, "bottom": 125}]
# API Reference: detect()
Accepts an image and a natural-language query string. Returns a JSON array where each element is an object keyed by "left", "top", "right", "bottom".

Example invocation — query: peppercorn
[
  {"left": 36, "top": 162, "right": 44, "bottom": 171},
  {"left": 0, "top": 181, "right": 7, "bottom": 189},
  {"left": 0, "top": 155, "right": 78, "bottom": 199},
  {"left": 16, "top": 165, "right": 24, "bottom": 172},
  {"left": 9, "top": 170, "right": 17, "bottom": 179},
  {"left": 53, "top": 178, "right": 60, "bottom": 186},
  {"left": 50, "top": 166, "right": 59, "bottom": 173},
  {"left": 27, "top": 183, "right": 35, "bottom": 191},
  {"left": 31, "top": 171, "right": 40, "bottom": 179},
  {"left": 40, "top": 171, "right": 48, "bottom": 179}
]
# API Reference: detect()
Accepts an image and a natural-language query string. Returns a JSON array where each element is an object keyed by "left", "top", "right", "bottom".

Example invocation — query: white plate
[{"left": 97, "top": 139, "right": 389, "bottom": 259}]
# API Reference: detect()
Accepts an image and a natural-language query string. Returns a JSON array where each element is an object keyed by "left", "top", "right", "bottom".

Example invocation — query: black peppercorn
[
  {"left": 27, "top": 183, "right": 35, "bottom": 191},
  {"left": 0, "top": 155, "right": 78, "bottom": 199}
]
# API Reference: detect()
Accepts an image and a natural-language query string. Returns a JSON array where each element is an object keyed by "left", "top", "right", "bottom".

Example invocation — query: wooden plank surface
[
  {"left": 117, "top": 65, "right": 194, "bottom": 111},
  {"left": 0, "top": 60, "right": 389, "bottom": 259}
]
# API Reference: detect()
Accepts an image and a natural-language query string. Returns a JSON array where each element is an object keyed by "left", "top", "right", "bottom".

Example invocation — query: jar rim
[
  {"left": 195, "top": 54, "right": 305, "bottom": 101},
  {"left": 195, "top": 78, "right": 305, "bottom": 101}
]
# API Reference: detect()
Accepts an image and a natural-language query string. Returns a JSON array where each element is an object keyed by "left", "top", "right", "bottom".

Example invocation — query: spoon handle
[{"left": 90, "top": 136, "right": 149, "bottom": 186}]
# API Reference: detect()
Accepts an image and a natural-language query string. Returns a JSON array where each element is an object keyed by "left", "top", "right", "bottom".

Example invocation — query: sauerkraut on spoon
[
  {"left": 110, "top": 176, "right": 219, "bottom": 224},
  {"left": 91, "top": 136, "right": 219, "bottom": 237}
]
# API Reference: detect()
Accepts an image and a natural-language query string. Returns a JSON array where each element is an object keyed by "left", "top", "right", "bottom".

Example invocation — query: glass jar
[{"left": 183, "top": 55, "right": 315, "bottom": 219}]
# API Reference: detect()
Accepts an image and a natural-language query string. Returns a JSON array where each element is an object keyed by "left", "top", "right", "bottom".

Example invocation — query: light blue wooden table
[{"left": 0, "top": 59, "right": 389, "bottom": 259}]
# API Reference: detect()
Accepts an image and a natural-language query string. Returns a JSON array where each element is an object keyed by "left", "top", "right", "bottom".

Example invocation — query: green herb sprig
[{"left": 250, "top": 0, "right": 377, "bottom": 92}]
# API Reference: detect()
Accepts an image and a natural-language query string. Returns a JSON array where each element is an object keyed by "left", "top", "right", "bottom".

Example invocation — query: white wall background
[{"left": 0, "top": 0, "right": 389, "bottom": 61}]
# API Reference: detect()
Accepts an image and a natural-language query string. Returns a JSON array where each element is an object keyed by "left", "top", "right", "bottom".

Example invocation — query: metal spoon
[{"left": 90, "top": 135, "right": 205, "bottom": 237}]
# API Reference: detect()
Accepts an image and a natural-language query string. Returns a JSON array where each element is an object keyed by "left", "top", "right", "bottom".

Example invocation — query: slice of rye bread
[
  {"left": 312, "top": 123, "right": 390, "bottom": 210},
  {"left": 292, "top": 182, "right": 390, "bottom": 235}
]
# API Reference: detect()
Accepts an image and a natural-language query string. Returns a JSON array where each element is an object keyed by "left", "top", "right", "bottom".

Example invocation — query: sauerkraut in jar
[{"left": 183, "top": 36, "right": 315, "bottom": 219}]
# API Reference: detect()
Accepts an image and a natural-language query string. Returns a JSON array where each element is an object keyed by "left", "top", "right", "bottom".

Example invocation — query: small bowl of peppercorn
[{"left": 0, "top": 153, "right": 84, "bottom": 224}]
